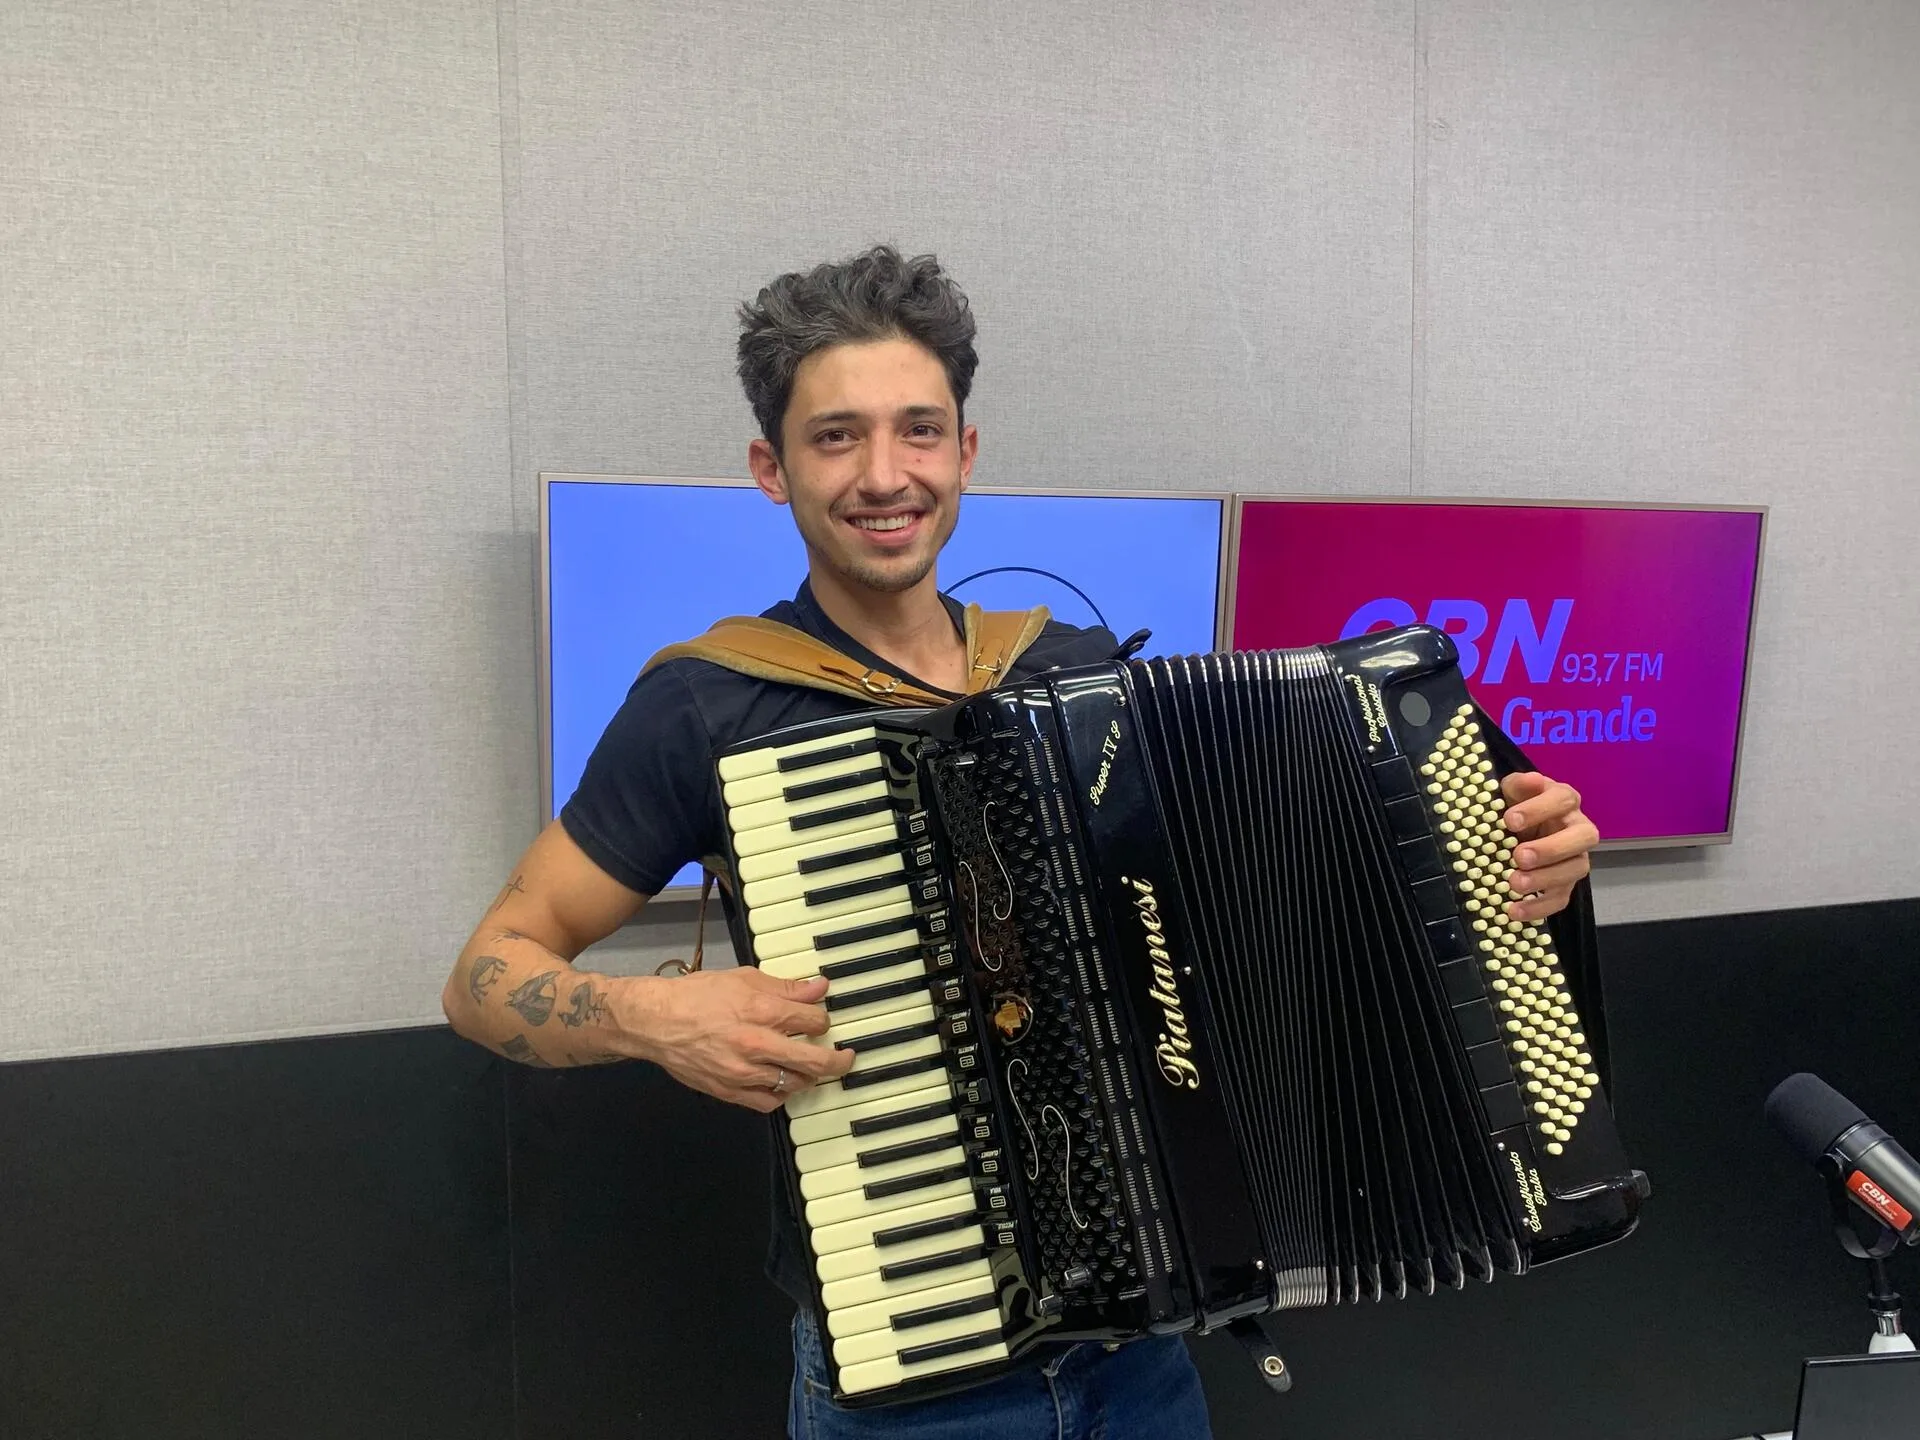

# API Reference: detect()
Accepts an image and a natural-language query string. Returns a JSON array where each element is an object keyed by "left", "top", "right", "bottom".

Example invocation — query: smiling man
[{"left": 441, "top": 245, "right": 1603, "bottom": 1439}]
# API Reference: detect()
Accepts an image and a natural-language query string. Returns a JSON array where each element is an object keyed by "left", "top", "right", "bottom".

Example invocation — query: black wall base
[
  {"left": 3, "top": 898, "right": 1914, "bottom": 1439},
  {"left": 0, "top": 1027, "right": 512, "bottom": 1439}
]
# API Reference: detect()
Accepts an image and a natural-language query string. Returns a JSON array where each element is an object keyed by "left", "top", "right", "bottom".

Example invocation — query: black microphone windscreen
[{"left": 1766, "top": 1072, "right": 1867, "bottom": 1164}]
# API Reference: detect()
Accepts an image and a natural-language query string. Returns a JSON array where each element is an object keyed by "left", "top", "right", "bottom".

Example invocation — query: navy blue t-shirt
[{"left": 559, "top": 578, "right": 1122, "bottom": 1304}]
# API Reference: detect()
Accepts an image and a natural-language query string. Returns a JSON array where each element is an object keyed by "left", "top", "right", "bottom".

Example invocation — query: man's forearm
[{"left": 445, "top": 927, "right": 628, "bottom": 1068}]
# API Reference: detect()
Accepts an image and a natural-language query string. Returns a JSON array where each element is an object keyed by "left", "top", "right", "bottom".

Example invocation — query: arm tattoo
[
  {"left": 487, "top": 875, "right": 526, "bottom": 915},
  {"left": 467, "top": 955, "right": 507, "bottom": 1005},
  {"left": 506, "top": 970, "right": 559, "bottom": 1026},
  {"left": 559, "top": 981, "right": 610, "bottom": 1029},
  {"left": 500, "top": 1035, "right": 551, "bottom": 1068},
  {"left": 493, "top": 928, "right": 527, "bottom": 943}
]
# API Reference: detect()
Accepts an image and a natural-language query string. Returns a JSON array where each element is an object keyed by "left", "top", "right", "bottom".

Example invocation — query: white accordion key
[
  {"left": 760, "top": 938, "right": 926, "bottom": 984},
  {"left": 786, "top": 1064, "right": 953, "bottom": 1122},
  {"left": 786, "top": 1081, "right": 952, "bottom": 1147},
  {"left": 722, "top": 750, "right": 883, "bottom": 807},
  {"left": 814, "top": 1221, "right": 990, "bottom": 1284},
  {"left": 750, "top": 875, "right": 913, "bottom": 939},
  {"left": 811, "top": 999, "right": 939, "bottom": 1046},
  {"left": 826, "top": 1272, "right": 996, "bottom": 1342},
  {"left": 716, "top": 728, "right": 879, "bottom": 785},
  {"left": 743, "top": 848, "right": 906, "bottom": 910},
  {"left": 731, "top": 802, "right": 896, "bottom": 859},
  {"left": 836, "top": 1339, "right": 1011, "bottom": 1397},
  {"left": 819, "top": 1246, "right": 992, "bottom": 1312},
  {"left": 833, "top": 1307, "right": 1001, "bottom": 1368},
  {"left": 735, "top": 821, "right": 898, "bottom": 885},
  {"left": 799, "top": 1140, "right": 967, "bottom": 1202},
  {"left": 804, "top": 1168, "right": 970, "bottom": 1229},
  {"left": 818, "top": 974, "right": 938, "bottom": 1029},
  {"left": 752, "top": 899, "right": 915, "bottom": 963},
  {"left": 727, "top": 776, "right": 889, "bottom": 838},
  {"left": 792, "top": 1110, "right": 958, "bottom": 1174},
  {"left": 840, "top": 1031, "right": 942, "bottom": 1076},
  {"left": 807, "top": 1194, "right": 978, "bottom": 1257}
]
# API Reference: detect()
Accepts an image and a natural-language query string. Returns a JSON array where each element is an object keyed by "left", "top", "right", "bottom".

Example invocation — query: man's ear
[
  {"left": 747, "top": 436, "right": 789, "bottom": 504},
  {"left": 958, "top": 422, "right": 978, "bottom": 491}
]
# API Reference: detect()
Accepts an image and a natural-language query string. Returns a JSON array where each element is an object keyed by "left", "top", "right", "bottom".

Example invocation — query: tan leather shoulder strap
[
  {"left": 642, "top": 604, "right": 1054, "bottom": 974},
  {"left": 641, "top": 606, "right": 1052, "bottom": 708},
  {"left": 961, "top": 604, "right": 1054, "bottom": 694}
]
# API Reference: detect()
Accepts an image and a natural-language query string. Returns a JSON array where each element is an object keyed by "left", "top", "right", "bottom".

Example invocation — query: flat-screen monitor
[
  {"left": 542, "top": 475, "right": 1228, "bottom": 891},
  {"left": 1795, "top": 1352, "right": 1920, "bottom": 1439},
  {"left": 1229, "top": 497, "right": 1766, "bottom": 848}
]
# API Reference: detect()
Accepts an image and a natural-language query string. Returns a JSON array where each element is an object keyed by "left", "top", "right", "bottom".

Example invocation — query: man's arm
[{"left": 441, "top": 821, "right": 854, "bottom": 1111}]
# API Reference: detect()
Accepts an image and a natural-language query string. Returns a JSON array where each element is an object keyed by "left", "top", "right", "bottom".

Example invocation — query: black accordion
[{"left": 714, "top": 625, "right": 1647, "bottom": 1406}]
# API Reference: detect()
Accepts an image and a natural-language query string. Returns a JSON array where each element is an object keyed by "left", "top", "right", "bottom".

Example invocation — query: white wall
[{"left": 4, "top": 0, "right": 1915, "bottom": 1059}]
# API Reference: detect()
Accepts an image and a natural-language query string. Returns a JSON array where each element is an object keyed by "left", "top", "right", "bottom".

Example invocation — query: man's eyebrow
[{"left": 799, "top": 404, "right": 952, "bottom": 428}]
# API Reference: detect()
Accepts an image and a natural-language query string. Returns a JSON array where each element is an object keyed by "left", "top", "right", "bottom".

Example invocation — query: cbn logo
[{"left": 1339, "top": 599, "right": 1575, "bottom": 683}]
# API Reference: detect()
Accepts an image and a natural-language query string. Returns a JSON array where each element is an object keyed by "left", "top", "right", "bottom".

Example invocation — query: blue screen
[{"left": 545, "top": 481, "right": 1223, "bottom": 888}]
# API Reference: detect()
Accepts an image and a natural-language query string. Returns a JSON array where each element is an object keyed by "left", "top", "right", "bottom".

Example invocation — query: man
[{"left": 441, "top": 245, "right": 1602, "bottom": 1439}]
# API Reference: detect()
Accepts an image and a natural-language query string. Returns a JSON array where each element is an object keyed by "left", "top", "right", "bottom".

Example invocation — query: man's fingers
[
  {"left": 1500, "top": 771, "right": 1553, "bottom": 806},
  {"left": 772, "top": 999, "right": 832, "bottom": 1038},
  {"left": 1507, "top": 888, "right": 1574, "bottom": 922},
  {"left": 1507, "top": 855, "right": 1588, "bottom": 899},
  {"left": 1504, "top": 779, "right": 1581, "bottom": 834},
  {"left": 743, "top": 987, "right": 833, "bottom": 1036},
  {"left": 746, "top": 1031, "right": 856, "bottom": 1082},
  {"left": 1510, "top": 817, "right": 1599, "bottom": 873},
  {"left": 745, "top": 970, "right": 829, "bottom": 1003}
]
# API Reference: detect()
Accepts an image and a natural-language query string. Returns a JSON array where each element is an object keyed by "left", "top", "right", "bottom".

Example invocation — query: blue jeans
[{"left": 786, "top": 1311, "right": 1214, "bottom": 1440}]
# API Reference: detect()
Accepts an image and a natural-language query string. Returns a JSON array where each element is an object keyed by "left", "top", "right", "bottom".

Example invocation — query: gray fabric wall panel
[
  {"left": 508, "top": 0, "right": 1416, "bottom": 492},
  {"left": 6, "top": 1, "right": 1917, "bottom": 1056},
  {"left": 1418, "top": 0, "right": 1920, "bottom": 923},
  {"left": 1, "top": 2, "right": 520, "bottom": 1060}
]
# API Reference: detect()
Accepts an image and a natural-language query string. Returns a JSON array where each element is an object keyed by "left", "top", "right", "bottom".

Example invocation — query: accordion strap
[{"left": 640, "top": 604, "right": 1052, "bottom": 708}]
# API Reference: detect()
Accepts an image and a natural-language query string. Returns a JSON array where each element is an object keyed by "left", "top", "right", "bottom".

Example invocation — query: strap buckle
[
  {"left": 858, "top": 669, "right": 902, "bottom": 697},
  {"left": 653, "top": 869, "right": 717, "bottom": 977}
]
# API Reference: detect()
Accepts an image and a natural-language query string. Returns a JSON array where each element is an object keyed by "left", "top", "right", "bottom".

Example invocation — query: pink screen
[{"left": 1231, "top": 501, "right": 1764, "bottom": 843}]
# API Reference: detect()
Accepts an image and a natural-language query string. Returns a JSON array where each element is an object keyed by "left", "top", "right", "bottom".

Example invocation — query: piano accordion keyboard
[{"left": 721, "top": 723, "right": 1012, "bottom": 1396}]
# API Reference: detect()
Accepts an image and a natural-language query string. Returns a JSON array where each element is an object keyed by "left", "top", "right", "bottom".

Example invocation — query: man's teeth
[{"left": 852, "top": 515, "right": 915, "bottom": 531}]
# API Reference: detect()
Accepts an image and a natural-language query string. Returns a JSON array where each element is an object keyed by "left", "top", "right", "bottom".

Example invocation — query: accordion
[{"left": 714, "top": 625, "right": 1648, "bottom": 1406}]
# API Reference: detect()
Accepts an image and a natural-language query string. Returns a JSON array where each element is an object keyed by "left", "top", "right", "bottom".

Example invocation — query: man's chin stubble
[{"left": 843, "top": 552, "right": 937, "bottom": 594}]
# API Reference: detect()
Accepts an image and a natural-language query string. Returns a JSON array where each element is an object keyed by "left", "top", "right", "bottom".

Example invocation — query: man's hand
[
  {"left": 1499, "top": 771, "right": 1600, "bottom": 923},
  {"left": 615, "top": 968, "right": 857, "bottom": 1114}
]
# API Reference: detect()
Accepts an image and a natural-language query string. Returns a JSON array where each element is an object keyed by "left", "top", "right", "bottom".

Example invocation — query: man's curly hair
[{"left": 737, "top": 245, "right": 979, "bottom": 453}]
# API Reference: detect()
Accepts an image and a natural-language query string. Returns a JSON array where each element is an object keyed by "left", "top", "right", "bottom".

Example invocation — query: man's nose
[{"left": 856, "top": 432, "right": 913, "bottom": 494}]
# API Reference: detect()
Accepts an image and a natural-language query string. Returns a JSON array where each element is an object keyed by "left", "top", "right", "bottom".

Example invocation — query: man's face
[{"left": 749, "top": 337, "right": 976, "bottom": 595}]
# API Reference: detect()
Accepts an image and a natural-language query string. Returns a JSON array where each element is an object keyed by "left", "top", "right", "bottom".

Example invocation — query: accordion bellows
[{"left": 715, "top": 624, "right": 1647, "bottom": 1406}]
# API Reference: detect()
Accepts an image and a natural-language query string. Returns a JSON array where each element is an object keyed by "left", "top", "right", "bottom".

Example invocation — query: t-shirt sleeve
[{"left": 558, "top": 663, "right": 715, "bottom": 897}]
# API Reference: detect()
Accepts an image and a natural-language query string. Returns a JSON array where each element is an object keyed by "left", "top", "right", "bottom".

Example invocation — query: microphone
[{"left": 1766, "top": 1073, "right": 1920, "bottom": 1245}]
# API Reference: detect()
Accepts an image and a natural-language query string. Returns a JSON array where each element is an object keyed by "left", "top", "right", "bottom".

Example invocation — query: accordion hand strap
[
  {"left": 651, "top": 867, "right": 715, "bottom": 978},
  {"left": 640, "top": 605, "right": 1051, "bottom": 708}
]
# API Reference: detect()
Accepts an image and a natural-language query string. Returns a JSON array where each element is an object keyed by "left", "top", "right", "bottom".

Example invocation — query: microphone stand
[
  {"left": 1742, "top": 1179, "right": 1918, "bottom": 1440},
  {"left": 1825, "top": 1166, "right": 1917, "bottom": 1355}
]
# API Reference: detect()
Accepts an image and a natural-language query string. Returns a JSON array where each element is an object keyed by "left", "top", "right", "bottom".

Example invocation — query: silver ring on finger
[{"left": 772, "top": 1066, "right": 787, "bottom": 1094}]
